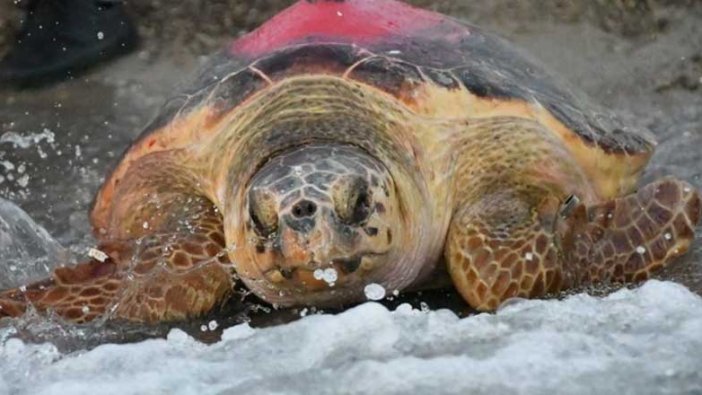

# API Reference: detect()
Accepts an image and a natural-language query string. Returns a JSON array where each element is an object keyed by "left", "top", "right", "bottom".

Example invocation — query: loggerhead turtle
[{"left": 1, "top": 0, "right": 700, "bottom": 324}]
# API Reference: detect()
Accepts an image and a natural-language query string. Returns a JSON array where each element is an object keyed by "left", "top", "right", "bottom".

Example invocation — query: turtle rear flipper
[{"left": 0, "top": 205, "right": 233, "bottom": 324}]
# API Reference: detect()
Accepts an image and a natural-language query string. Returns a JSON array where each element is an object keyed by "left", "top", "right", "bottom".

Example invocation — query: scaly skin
[
  {"left": 1, "top": 198, "right": 232, "bottom": 324},
  {"left": 442, "top": 117, "right": 701, "bottom": 310}
]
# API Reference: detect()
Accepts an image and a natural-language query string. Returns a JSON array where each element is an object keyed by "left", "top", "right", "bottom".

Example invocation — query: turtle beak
[
  {"left": 268, "top": 218, "right": 369, "bottom": 289},
  {"left": 278, "top": 220, "right": 332, "bottom": 270},
  {"left": 257, "top": 200, "right": 385, "bottom": 292}
]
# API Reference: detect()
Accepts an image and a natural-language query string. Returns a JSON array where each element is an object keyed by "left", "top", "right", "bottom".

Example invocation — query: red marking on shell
[
  {"left": 148, "top": 139, "right": 156, "bottom": 148},
  {"left": 231, "top": 0, "right": 447, "bottom": 56}
]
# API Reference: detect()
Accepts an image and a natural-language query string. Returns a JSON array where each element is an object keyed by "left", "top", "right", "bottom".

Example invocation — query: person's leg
[{"left": 0, "top": 0, "right": 138, "bottom": 87}]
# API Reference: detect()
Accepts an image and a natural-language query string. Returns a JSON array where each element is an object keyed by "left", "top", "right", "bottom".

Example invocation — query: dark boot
[{"left": 0, "top": 0, "right": 138, "bottom": 88}]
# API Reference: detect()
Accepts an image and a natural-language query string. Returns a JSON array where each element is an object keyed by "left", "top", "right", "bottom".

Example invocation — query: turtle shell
[{"left": 92, "top": 0, "right": 655, "bottom": 228}]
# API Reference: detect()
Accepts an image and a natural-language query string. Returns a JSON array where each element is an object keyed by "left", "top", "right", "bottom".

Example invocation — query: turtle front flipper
[
  {"left": 446, "top": 177, "right": 701, "bottom": 312},
  {"left": 0, "top": 203, "right": 233, "bottom": 324},
  {"left": 443, "top": 117, "right": 701, "bottom": 311},
  {"left": 563, "top": 177, "right": 700, "bottom": 285}
]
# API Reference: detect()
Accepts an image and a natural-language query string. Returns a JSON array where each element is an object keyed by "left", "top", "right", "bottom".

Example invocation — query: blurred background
[{"left": 1, "top": 0, "right": 700, "bottom": 58}]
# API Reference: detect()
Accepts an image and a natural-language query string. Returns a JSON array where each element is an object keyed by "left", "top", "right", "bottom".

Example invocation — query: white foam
[
  {"left": 364, "top": 283, "right": 386, "bottom": 301},
  {"left": 0, "top": 129, "right": 55, "bottom": 149},
  {"left": 1, "top": 281, "right": 702, "bottom": 394}
]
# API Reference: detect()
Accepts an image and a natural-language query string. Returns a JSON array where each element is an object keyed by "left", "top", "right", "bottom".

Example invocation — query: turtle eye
[
  {"left": 333, "top": 176, "right": 371, "bottom": 225},
  {"left": 248, "top": 188, "right": 279, "bottom": 237}
]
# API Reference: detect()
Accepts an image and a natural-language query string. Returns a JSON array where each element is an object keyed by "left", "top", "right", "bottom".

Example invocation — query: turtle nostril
[{"left": 292, "top": 200, "right": 317, "bottom": 218}]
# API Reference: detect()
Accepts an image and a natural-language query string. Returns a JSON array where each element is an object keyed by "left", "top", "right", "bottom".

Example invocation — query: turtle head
[{"left": 236, "top": 144, "right": 403, "bottom": 306}]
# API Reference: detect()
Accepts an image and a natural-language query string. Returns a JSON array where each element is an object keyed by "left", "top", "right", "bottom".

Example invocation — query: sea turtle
[{"left": 1, "top": 0, "right": 700, "bottom": 324}]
